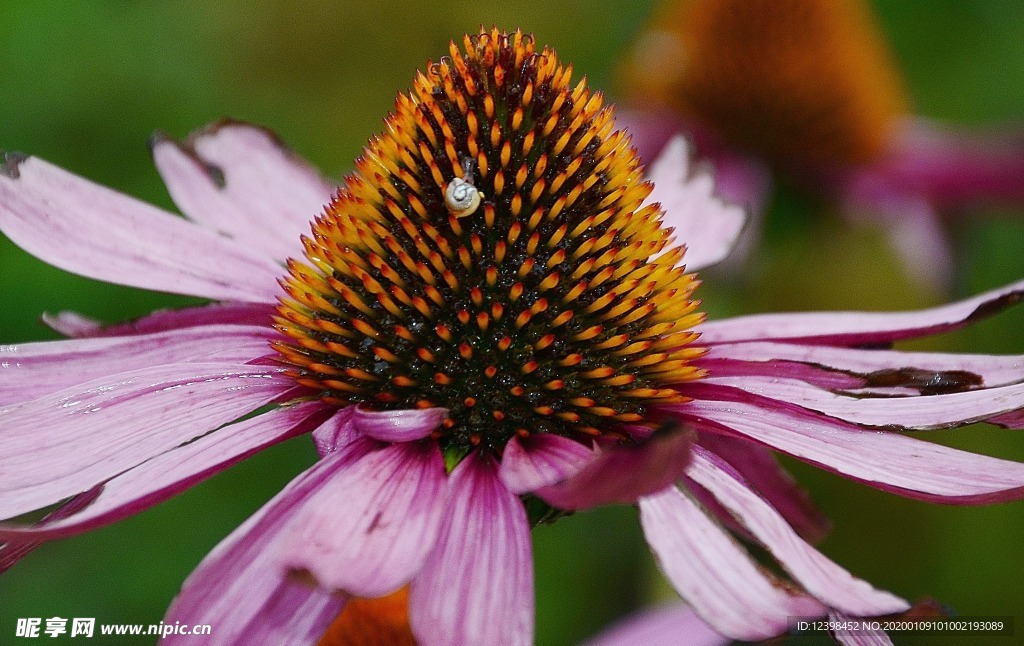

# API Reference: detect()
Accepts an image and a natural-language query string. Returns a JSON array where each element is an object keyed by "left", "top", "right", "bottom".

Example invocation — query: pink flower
[
  {"left": 0, "top": 29, "right": 738, "bottom": 645},
  {"left": 618, "top": 0, "right": 1024, "bottom": 287},
  {"left": 1, "top": 27, "right": 1023, "bottom": 646}
]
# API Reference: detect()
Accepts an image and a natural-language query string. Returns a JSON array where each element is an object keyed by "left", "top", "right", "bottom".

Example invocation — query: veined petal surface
[
  {"left": 161, "top": 436, "right": 368, "bottom": 645},
  {"left": 0, "top": 363, "right": 295, "bottom": 519},
  {"left": 698, "top": 278, "right": 1024, "bottom": 345},
  {"left": 0, "top": 325, "right": 276, "bottom": 405},
  {"left": 276, "top": 439, "right": 447, "bottom": 598},
  {"left": 639, "top": 486, "right": 824, "bottom": 640},
  {"left": 687, "top": 448, "right": 908, "bottom": 615},
  {"left": 0, "top": 401, "right": 330, "bottom": 540},
  {"left": 0, "top": 155, "right": 282, "bottom": 302},
  {"left": 152, "top": 121, "right": 335, "bottom": 262},
  {"left": 680, "top": 399, "right": 1024, "bottom": 503},
  {"left": 410, "top": 453, "right": 533, "bottom": 646}
]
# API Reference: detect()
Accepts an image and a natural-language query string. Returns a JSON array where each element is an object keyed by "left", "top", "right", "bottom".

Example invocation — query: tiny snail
[{"left": 444, "top": 157, "right": 483, "bottom": 218}]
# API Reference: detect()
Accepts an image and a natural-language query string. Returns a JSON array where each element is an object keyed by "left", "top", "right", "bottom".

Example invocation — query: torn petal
[
  {"left": 697, "top": 432, "right": 831, "bottom": 543},
  {"left": 703, "top": 341, "right": 1024, "bottom": 391},
  {"left": 687, "top": 447, "right": 908, "bottom": 616},
  {"left": 639, "top": 486, "right": 824, "bottom": 640},
  {"left": 700, "top": 376, "right": 1024, "bottom": 430}
]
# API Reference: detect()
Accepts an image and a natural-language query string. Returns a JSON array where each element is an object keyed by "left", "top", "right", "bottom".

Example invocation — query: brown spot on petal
[
  {"left": 863, "top": 368, "right": 983, "bottom": 395},
  {"left": 0, "top": 151, "right": 28, "bottom": 179}
]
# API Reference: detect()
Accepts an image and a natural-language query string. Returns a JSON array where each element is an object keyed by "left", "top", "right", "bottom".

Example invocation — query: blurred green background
[{"left": 1, "top": 1, "right": 1023, "bottom": 644}]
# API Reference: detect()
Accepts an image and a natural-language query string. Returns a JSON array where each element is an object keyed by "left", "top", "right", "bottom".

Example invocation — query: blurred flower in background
[{"left": 618, "top": 0, "right": 1024, "bottom": 289}]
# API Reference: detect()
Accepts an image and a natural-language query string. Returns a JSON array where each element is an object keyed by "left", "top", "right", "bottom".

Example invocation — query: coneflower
[{"left": 1, "top": 28, "right": 1023, "bottom": 646}]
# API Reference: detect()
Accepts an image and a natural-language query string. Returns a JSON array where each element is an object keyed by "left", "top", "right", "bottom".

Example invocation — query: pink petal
[
  {"left": 617, "top": 108, "right": 772, "bottom": 218},
  {"left": 583, "top": 603, "right": 729, "bottom": 646},
  {"left": 989, "top": 408, "right": 1024, "bottom": 428},
  {"left": 701, "top": 376, "right": 1024, "bottom": 430},
  {"left": 679, "top": 399, "right": 1024, "bottom": 503},
  {"left": 173, "top": 584, "right": 345, "bottom": 646},
  {"left": 151, "top": 121, "right": 335, "bottom": 262},
  {"left": 644, "top": 136, "right": 747, "bottom": 272},
  {"left": 535, "top": 426, "right": 694, "bottom": 510},
  {"left": 687, "top": 448, "right": 908, "bottom": 615},
  {"left": 0, "top": 324, "right": 276, "bottom": 405},
  {"left": 410, "top": 452, "right": 533, "bottom": 646},
  {"left": 276, "top": 440, "right": 446, "bottom": 598},
  {"left": 873, "top": 117, "right": 1024, "bottom": 206},
  {"left": 162, "top": 441, "right": 367, "bottom": 645},
  {"left": 698, "top": 355, "right": 866, "bottom": 392},
  {"left": 0, "top": 362, "right": 295, "bottom": 519},
  {"left": 639, "top": 486, "right": 825, "bottom": 640},
  {"left": 1, "top": 490, "right": 99, "bottom": 573},
  {"left": 840, "top": 129, "right": 962, "bottom": 290},
  {"left": 167, "top": 561, "right": 343, "bottom": 646},
  {"left": 704, "top": 341, "right": 1024, "bottom": 391},
  {"left": 880, "top": 197, "right": 953, "bottom": 291},
  {"left": 696, "top": 432, "right": 831, "bottom": 543},
  {"left": 679, "top": 474, "right": 756, "bottom": 544},
  {"left": 43, "top": 302, "right": 276, "bottom": 338},
  {"left": 0, "top": 154, "right": 282, "bottom": 302},
  {"left": 0, "top": 401, "right": 330, "bottom": 541},
  {"left": 829, "top": 612, "right": 894, "bottom": 646},
  {"left": 39, "top": 311, "right": 106, "bottom": 338},
  {"left": 311, "top": 406, "right": 356, "bottom": 457},
  {"left": 698, "top": 278, "right": 1024, "bottom": 345},
  {"left": 701, "top": 150, "right": 772, "bottom": 221},
  {"left": 351, "top": 406, "right": 448, "bottom": 442},
  {"left": 498, "top": 433, "right": 594, "bottom": 495}
]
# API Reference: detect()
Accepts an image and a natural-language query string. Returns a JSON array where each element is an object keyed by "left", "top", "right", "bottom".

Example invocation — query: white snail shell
[{"left": 444, "top": 177, "right": 482, "bottom": 218}]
